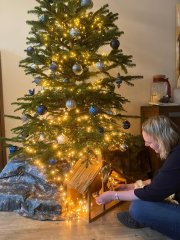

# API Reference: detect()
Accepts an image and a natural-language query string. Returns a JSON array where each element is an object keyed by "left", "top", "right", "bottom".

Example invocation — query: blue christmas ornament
[
  {"left": 27, "top": 46, "right": 34, "bottom": 54},
  {"left": 9, "top": 146, "right": 19, "bottom": 154},
  {"left": 48, "top": 158, "right": 57, "bottom": 165},
  {"left": 89, "top": 106, "right": 99, "bottom": 115},
  {"left": 81, "top": 0, "right": 93, "bottom": 8},
  {"left": 72, "top": 63, "right": 83, "bottom": 75},
  {"left": 29, "top": 89, "right": 35, "bottom": 95},
  {"left": 66, "top": 99, "right": 77, "bottom": 109},
  {"left": 33, "top": 77, "right": 41, "bottom": 85},
  {"left": 49, "top": 62, "right": 58, "bottom": 71},
  {"left": 122, "top": 120, "right": 131, "bottom": 129},
  {"left": 98, "top": 127, "right": 104, "bottom": 133},
  {"left": 37, "top": 105, "right": 47, "bottom": 115},
  {"left": 110, "top": 39, "right": 120, "bottom": 49}
]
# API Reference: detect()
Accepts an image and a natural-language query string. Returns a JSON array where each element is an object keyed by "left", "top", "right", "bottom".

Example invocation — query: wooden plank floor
[{"left": 0, "top": 202, "right": 170, "bottom": 240}]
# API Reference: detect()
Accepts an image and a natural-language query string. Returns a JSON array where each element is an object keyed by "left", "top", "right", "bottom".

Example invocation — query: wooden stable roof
[{"left": 67, "top": 159, "right": 102, "bottom": 195}]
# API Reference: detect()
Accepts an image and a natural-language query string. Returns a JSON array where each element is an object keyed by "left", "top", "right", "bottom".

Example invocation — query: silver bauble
[
  {"left": 66, "top": 99, "right": 77, "bottom": 109},
  {"left": 96, "top": 60, "right": 105, "bottom": 71},
  {"left": 81, "top": 0, "right": 93, "bottom": 8},
  {"left": 72, "top": 63, "right": 83, "bottom": 75},
  {"left": 70, "top": 28, "right": 80, "bottom": 38}
]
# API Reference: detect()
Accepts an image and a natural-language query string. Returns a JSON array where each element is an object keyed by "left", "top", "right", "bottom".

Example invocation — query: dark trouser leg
[{"left": 130, "top": 200, "right": 180, "bottom": 240}]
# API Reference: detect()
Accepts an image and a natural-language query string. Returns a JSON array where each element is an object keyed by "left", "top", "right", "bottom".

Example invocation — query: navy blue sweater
[{"left": 134, "top": 144, "right": 180, "bottom": 202}]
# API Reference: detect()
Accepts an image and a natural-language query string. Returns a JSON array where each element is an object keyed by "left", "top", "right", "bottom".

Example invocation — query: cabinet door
[{"left": 0, "top": 53, "right": 7, "bottom": 170}]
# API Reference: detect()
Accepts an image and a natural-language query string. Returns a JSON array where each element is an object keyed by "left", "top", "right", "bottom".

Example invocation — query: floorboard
[{"left": 0, "top": 202, "right": 171, "bottom": 240}]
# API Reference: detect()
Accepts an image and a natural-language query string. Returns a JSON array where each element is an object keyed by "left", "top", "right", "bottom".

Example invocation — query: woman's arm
[
  {"left": 96, "top": 179, "right": 151, "bottom": 205},
  {"left": 96, "top": 190, "right": 139, "bottom": 205}
]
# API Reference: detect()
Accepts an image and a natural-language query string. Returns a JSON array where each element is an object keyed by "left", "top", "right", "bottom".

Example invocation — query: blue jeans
[{"left": 129, "top": 200, "right": 180, "bottom": 240}]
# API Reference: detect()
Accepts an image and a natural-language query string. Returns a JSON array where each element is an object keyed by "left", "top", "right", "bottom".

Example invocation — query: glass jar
[{"left": 150, "top": 75, "right": 170, "bottom": 103}]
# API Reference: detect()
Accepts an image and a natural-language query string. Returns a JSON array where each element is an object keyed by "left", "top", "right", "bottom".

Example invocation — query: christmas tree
[{"left": 4, "top": 0, "right": 142, "bottom": 186}]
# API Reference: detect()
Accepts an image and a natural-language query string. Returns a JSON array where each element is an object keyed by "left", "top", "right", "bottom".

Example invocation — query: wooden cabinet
[
  {"left": 0, "top": 53, "right": 7, "bottom": 171},
  {"left": 141, "top": 105, "right": 180, "bottom": 174},
  {"left": 141, "top": 105, "right": 180, "bottom": 127}
]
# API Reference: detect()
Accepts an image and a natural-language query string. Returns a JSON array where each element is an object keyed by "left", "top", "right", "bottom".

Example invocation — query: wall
[{"left": 0, "top": 0, "right": 179, "bottom": 142}]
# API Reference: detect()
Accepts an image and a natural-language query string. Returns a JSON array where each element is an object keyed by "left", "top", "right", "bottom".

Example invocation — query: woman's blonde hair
[{"left": 142, "top": 115, "right": 180, "bottom": 159}]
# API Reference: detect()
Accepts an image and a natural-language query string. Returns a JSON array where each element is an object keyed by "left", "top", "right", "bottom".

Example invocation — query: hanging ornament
[
  {"left": 63, "top": 78, "right": 69, "bottom": 83},
  {"left": 21, "top": 114, "right": 28, "bottom": 123},
  {"left": 9, "top": 146, "right": 19, "bottom": 154},
  {"left": 98, "top": 127, "right": 104, "bottom": 133},
  {"left": 66, "top": 99, "right": 77, "bottom": 109},
  {"left": 48, "top": 158, "right": 57, "bottom": 165},
  {"left": 96, "top": 60, "right": 105, "bottom": 71},
  {"left": 33, "top": 77, "right": 41, "bottom": 85},
  {"left": 27, "top": 46, "right": 34, "bottom": 54},
  {"left": 61, "top": 160, "right": 71, "bottom": 173},
  {"left": 21, "top": 130, "right": 29, "bottom": 138},
  {"left": 89, "top": 106, "right": 99, "bottom": 116},
  {"left": 57, "top": 135, "right": 66, "bottom": 144},
  {"left": 31, "top": 64, "right": 38, "bottom": 70},
  {"left": 110, "top": 39, "right": 120, "bottom": 50},
  {"left": 116, "top": 73, "right": 122, "bottom": 88},
  {"left": 122, "top": 144, "right": 129, "bottom": 151},
  {"left": 39, "top": 14, "right": 46, "bottom": 23},
  {"left": 49, "top": 62, "right": 58, "bottom": 71},
  {"left": 39, "top": 134, "right": 45, "bottom": 141},
  {"left": 29, "top": 89, "right": 35, "bottom": 95},
  {"left": 106, "top": 110, "right": 113, "bottom": 115},
  {"left": 81, "top": 0, "right": 93, "bottom": 8},
  {"left": 122, "top": 120, "right": 131, "bottom": 129},
  {"left": 36, "top": 105, "right": 47, "bottom": 115},
  {"left": 72, "top": 63, "right": 83, "bottom": 75},
  {"left": 70, "top": 28, "right": 80, "bottom": 38}
]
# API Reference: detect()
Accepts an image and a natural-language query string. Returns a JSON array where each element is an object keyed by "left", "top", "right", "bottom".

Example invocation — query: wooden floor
[{"left": 0, "top": 202, "right": 170, "bottom": 240}]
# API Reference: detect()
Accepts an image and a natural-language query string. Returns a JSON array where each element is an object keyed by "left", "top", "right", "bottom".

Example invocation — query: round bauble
[
  {"left": 66, "top": 99, "right": 77, "bottom": 109},
  {"left": 29, "top": 89, "right": 35, "bottom": 95},
  {"left": 39, "top": 14, "right": 46, "bottom": 23},
  {"left": 70, "top": 28, "right": 80, "bottom": 38},
  {"left": 21, "top": 114, "right": 28, "bottom": 123},
  {"left": 57, "top": 135, "right": 66, "bottom": 144},
  {"left": 31, "top": 64, "right": 38, "bottom": 70},
  {"left": 37, "top": 105, "right": 47, "bottom": 115},
  {"left": 96, "top": 60, "right": 105, "bottom": 71},
  {"left": 72, "top": 63, "right": 83, "bottom": 75},
  {"left": 27, "top": 46, "right": 34, "bottom": 54},
  {"left": 89, "top": 106, "right": 99, "bottom": 115},
  {"left": 39, "top": 134, "right": 45, "bottom": 141},
  {"left": 49, "top": 62, "right": 58, "bottom": 71},
  {"left": 122, "top": 120, "right": 131, "bottom": 129},
  {"left": 61, "top": 160, "right": 71, "bottom": 173},
  {"left": 98, "top": 127, "right": 104, "bottom": 133},
  {"left": 110, "top": 39, "right": 120, "bottom": 49},
  {"left": 81, "top": 0, "right": 93, "bottom": 8},
  {"left": 33, "top": 77, "right": 41, "bottom": 85},
  {"left": 9, "top": 145, "right": 19, "bottom": 154},
  {"left": 48, "top": 158, "right": 57, "bottom": 165}
]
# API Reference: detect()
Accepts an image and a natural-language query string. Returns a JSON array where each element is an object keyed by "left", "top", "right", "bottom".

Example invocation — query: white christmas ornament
[
  {"left": 70, "top": 28, "right": 80, "bottom": 37},
  {"left": 57, "top": 135, "right": 66, "bottom": 144},
  {"left": 66, "top": 99, "right": 77, "bottom": 109}
]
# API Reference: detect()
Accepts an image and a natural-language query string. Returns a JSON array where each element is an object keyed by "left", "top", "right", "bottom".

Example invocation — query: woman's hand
[{"left": 96, "top": 191, "right": 115, "bottom": 205}]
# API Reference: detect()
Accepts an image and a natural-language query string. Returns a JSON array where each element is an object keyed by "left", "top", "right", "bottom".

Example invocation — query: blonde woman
[{"left": 96, "top": 116, "right": 180, "bottom": 240}]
